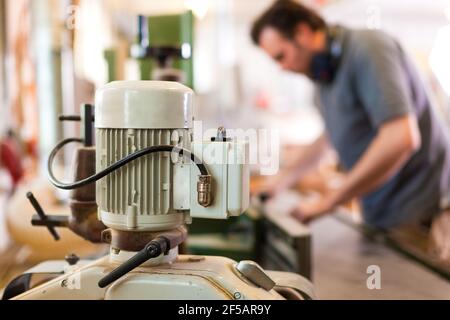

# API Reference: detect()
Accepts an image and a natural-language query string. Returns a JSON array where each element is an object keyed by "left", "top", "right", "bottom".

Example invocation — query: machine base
[{"left": 8, "top": 255, "right": 315, "bottom": 300}]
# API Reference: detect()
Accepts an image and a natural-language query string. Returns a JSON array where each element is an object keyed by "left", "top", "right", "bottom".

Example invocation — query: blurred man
[{"left": 251, "top": 0, "right": 450, "bottom": 261}]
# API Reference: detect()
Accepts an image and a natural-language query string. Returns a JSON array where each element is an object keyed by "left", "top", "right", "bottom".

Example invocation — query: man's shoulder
[{"left": 344, "top": 27, "right": 399, "bottom": 57}]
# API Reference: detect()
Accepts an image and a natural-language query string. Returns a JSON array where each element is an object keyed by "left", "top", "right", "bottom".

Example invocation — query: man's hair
[{"left": 251, "top": 0, "right": 326, "bottom": 44}]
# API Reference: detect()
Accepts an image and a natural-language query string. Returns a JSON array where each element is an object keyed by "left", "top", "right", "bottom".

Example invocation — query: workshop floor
[{"left": 310, "top": 216, "right": 450, "bottom": 299}]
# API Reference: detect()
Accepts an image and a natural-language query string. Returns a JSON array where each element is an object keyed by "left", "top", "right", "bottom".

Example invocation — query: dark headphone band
[
  {"left": 326, "top": 25, "right": 343, "bottom": 64},
  {"left": 309, "top": 25, "right": 344, "bottom": 84}
]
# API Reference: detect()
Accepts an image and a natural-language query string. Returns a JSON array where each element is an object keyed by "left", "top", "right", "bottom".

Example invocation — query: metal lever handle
[
  {"left": 31, "top": 214, "right": 68, "bottom": 228},
  {"left": 26, "top": 192, "right": 60, "bottom": 241},
  {"left": 59, "top": 104, "right": 95, "bottom": 147},
  {"left": 98, "top": 237, "right": 169, "bottom": 288},
  {"left": 58, "top": 115, "right": 82, "bottom": 121}
]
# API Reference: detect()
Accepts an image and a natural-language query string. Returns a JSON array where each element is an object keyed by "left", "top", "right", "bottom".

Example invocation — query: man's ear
[{"left": 294, "top": 23, "right": 313, "bottom": 46}]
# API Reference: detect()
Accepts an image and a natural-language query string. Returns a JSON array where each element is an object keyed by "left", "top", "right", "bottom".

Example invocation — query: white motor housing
[{"left": 95, "top": 81, "right": 249, "bottom": 232}]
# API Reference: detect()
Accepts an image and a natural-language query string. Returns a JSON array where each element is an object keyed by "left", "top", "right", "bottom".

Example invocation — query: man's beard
[{"left": 292, "top": 41, "right": 314, "bottom": 76}]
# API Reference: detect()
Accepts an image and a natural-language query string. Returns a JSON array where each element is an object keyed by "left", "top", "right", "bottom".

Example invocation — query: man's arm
[
  {"left": 293, "top": 30, "right": 423, "bottom": 222},
  {"left": 293, "top": 113, "right": 421, "bottom": 222},
  {"left": 329, "top": 113, "right": 420, "bottom": 204}
]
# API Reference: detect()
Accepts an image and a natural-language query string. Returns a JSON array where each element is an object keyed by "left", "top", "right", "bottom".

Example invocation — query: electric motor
[{"left": 95, "top": 81, "right": 193, "bottom": 231}]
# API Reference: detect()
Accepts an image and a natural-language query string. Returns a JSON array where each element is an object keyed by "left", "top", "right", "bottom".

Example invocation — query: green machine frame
[
  {"left": 105, "top": 11, "right": 194, "bottom": 89},
  {"left": 137, "top": 11, "right": 194, "bottom": 87}
]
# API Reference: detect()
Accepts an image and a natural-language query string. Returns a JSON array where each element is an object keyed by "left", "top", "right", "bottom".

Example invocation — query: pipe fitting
[{"left": 197, "top": 175, "right": 212, "bottom": 207}]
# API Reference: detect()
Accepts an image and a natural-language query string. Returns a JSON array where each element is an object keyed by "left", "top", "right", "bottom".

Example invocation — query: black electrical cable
[{"left": 47, "top": 137, "right": 209, "bottom": 190}]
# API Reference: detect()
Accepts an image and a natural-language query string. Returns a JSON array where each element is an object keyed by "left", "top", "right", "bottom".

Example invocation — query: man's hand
[
  {"left": 290, "top": 191, "right": 339, "bottom": 223},
  {"left": 252, "top": 133, "right": 330, "bottom": 200},
  {"left": 251, "top": 174, "right": 285, "bottom": 201}
]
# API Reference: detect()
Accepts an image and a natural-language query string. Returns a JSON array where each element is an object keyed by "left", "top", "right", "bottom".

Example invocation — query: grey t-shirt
[{"left": 316, "top": 26, "right": 450, "bottom": 229}]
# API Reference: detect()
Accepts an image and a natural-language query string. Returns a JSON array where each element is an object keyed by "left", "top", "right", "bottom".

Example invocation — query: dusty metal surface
[{"left": 310, "top": 215, "right": 450, "bottom": 299}]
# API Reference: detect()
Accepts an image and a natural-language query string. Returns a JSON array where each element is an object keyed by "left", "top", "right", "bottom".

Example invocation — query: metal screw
[
  {"left": 233, "top": 291, "right": 242, "bottom": 299},
  {"left": 61, "top": 279, "right": 68, "bottom": 287}
]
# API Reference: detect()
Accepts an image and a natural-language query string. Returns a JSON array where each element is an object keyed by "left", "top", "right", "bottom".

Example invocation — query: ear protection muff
[{"left": 309, "top": 26, "right": 343, "bottom": 84}]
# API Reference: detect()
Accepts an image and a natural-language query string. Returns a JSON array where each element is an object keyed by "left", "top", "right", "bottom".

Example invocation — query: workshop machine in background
[
  {"left": 250, "top": 192, "right": 312, "bottom": 280},
  {"left": 259, "top": 209, "right": 312, "bottom": 280},
  {"left": 105, "top": 11, "right": 193, "bottom": 86}
]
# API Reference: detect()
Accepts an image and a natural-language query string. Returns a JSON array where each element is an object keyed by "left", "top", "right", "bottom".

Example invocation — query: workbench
[{"left": 309, "top": 215, "right": 450, "bottom": 299}]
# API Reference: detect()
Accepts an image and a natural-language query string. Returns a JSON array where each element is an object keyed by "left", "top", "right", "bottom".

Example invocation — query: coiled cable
[{"left": 47, "top": 137, "right": 209, "bottom": 190}]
